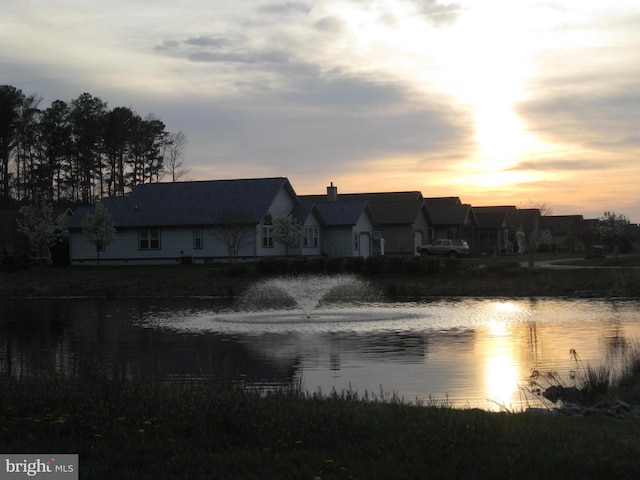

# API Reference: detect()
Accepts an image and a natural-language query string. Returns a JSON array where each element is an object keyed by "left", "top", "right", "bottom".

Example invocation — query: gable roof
[
  {"left": 300, "top": 191, "right": 425, "bottom": 225},
  {"left": 67, "top": 177, "right": 297, "bottom": 229},
  {"left": 541, "top": 215, "right": 584, "bottom": 234},
  {"left": 424, "top": 197, "right": 461, "bottom": 207},
  {"left": 473, "top": 206, "right": 517, "bottom": 229},
  {"left": 313, "top": 202, "right": 378, "bottom": 227},
  {"left": 425, "top": 200, "right": 476, "bottom": 226}
]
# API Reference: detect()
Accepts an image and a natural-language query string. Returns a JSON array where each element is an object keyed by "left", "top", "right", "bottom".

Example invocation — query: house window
[
  {"left": 303, "top": 226, "right": 318, "bottom": 248},
  {"left": 139, "top": 229, "right": 160, "bottom": 250},
  {"left": 262, "top": 225, "right": 273, "bottom": 248},
  {"left": 193, "top": 227, "right": 203, "bottom": 249},
  {"left": 353, "top": 232, "right": 359, "bottom": 251}
]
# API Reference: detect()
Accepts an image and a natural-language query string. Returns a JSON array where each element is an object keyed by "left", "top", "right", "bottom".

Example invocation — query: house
[
  {"left": 66, "top": 177, "right": 379, "bottom": 265},
  {"left": 66, "top": 177, "right": 308, "bottom": 265},
  {"left": 541, "top": 215, "right": 584, "bottom": 252},
  {"left": 316, "top": 201, "right": 378, "bottom": 257},
  {"left": 300, "top": 184, "right": 430, "bottom": 256},
  {"left": 508, "top": 208, "right": 543, "bottom": 253},
  {"left": 424, "top": 197, "right": 477, "bottom": 243},
  {"left": 472, "top": 206, "right": 516, "bottom": 254}
]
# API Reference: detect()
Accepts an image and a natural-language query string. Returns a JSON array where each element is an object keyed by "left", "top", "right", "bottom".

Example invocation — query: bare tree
[
  {"left": 211, "top": 209, "right": 255, "bottom": 262},
  {"left": 163, "top": 131, "right": 190, "bottom": 182},
  {"left": 516, "top": 200, "right": 553, "bottom": 268}
]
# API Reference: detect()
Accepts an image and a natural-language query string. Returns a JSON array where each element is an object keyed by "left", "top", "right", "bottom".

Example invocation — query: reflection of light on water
[
  {"left": 486, "top": 347, "right": 519, "bottom": 408},
  {"left": 483, "top": 304, "right": 521, "bottom": 409}
]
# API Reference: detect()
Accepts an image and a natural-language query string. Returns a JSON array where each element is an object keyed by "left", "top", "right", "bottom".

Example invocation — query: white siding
[
  {"left": 255, "top": 186, "right": 297, "bottom": 257},
  {"left": 70, "top": 226, "right": 258, "bottom": 265},
  {"left": 322, "top": 227, "right": 353, "bottom": 256},
  {"left": 299, "top": 211, "right": 322, "bottom": 256}
]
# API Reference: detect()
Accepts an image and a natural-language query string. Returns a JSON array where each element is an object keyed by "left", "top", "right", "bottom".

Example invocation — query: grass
[
  {"left": 532, "top": 342, "right": 640, "bottom": 406},
  {"left": 2, "top": 378, "right": 640, "bottom": 480},
  {"left": 2, "top": 254, "right": 640, "bottom": 299}
]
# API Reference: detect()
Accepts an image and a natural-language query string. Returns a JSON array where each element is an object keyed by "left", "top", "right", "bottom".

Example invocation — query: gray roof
[
  {"left": 473, "top": 206, "right": 517, "bottom": 229},
  {"left": 67, "top": 177, "right": 296, "bottom": 229},
  {"left": 299, "top": 191, "right": 425, "bottom": 225},
  {"left": 313, "top": 202, "right": 376, "bottom": 226},
  {"left": 425, "top": 202, "right": 476, "bottom": 226}
]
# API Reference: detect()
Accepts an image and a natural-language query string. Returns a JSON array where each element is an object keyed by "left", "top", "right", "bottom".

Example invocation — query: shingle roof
[
  {"left": 541, "top": 215, "right": 584, "bottom": 234},
  {"left": 66, "top": 177, "right": 295, "bottom": 229},
  {"left": 473, "top": 206, "right": 516, "bottom": 229},
  {"left": 425, "top": 202, "right": 476, "bottom": 225},
  {"left": 299, "top": 191, "right": 424, "bottom": 225},
  {"left": 314, "top": 202, "right": 374, "bottom": 226}
]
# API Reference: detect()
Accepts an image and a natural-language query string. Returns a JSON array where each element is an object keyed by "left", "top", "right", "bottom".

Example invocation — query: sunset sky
[{"left": 2, "top": 0, "right": 639, "bottom": 222}]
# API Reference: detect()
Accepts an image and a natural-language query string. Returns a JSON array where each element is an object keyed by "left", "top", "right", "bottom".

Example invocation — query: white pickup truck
[{"left": 417, "top": 239, "right": 470, "bottom": 257}]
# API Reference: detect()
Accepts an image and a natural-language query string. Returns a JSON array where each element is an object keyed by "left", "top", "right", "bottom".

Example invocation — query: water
[{"left": 2, "top": 295, "right": 640, "bottom": 411}]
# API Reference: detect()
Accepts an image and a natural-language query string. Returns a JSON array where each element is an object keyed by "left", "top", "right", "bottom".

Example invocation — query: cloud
[
  {"left": 184, "top": 36, "right": 230, "bottom": 48},
  {"left": 257, "top": 2, "right": 311, "bottom": 16},
  {"left": 411, "top": 0, "right": 463, "bottom": 28},
  {"left": 315, "top": 15, "right": 345, "bottom": 33},
  {"left": 509, "top": 159, "right": 604, "bottom": 172}
]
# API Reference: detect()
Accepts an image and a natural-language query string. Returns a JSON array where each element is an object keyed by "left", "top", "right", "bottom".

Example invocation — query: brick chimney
[{"left": 327, "top": 182, "right": 338, "bottom": 202}]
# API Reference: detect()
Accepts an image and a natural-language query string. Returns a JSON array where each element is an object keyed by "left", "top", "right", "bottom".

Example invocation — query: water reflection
[{"left": 1, "top": 297, "right": 640, "bottom": 410}]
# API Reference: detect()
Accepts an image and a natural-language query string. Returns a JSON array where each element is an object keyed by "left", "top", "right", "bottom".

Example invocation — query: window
[
  {"left": 262, "top": 225, "right": 273, "bottom": 248},
  {"left": 303, "top": 226, "right": 318, "bottom": 248},
  {"left": 139, "top": 229, "right": 160, "bottom": 250},
  {"left": 193, "top": 227, "right": 203, "bottom": 249},
  {"left": 353, "top": 232, "right": 359, "bottom": 251}
]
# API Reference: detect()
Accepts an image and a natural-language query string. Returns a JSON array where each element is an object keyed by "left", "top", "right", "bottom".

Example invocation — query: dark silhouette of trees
[
  {"left": 0, "top": 85, "right": 25, "bottom": 205},
  {"left": 0, "top": 84, "right": 187, "bottom": 207}
]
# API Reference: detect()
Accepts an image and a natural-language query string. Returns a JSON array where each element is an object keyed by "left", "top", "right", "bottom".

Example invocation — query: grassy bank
[
  {"left": 1, "top": 254, "right": 639, "bottom": 298},
  {"left": 2, "top": 378, "right": 640, "bottom": 480}
]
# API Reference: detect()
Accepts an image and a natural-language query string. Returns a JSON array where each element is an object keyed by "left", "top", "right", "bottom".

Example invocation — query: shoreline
[{"left": 2, "top": 261, "right": 640, "bottom": 299}]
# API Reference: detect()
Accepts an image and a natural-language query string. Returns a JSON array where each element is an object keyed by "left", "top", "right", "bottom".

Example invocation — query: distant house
[
  {"left": 541, "top": 215, "right": 584, "bottom": 252},
  {"left": 66, "top": 177, "right": 306, "bottom": 265},
  {"left": 424, "top": 197, "right": 477, "bottom": 243},
  {"left": 312, "top": 201, "right": 378, "bottom": 257},
  {"left": 472, "top": 206, "right": 516, "bottom": 254},
  {"left": 301, "top": 184, "right": 429, "bottom": 255}
]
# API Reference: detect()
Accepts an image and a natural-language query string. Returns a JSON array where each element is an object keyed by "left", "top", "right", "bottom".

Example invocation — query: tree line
[{"left": 0, "top": 84, "right": 188, "bottom": 208}]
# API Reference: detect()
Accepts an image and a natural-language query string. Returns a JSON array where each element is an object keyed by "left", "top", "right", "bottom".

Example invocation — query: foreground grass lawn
[{"left": 1, "top": 379, "right": 640, "bottom": 479}]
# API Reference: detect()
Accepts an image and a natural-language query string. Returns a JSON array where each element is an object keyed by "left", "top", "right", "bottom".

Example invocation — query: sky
[{"left": 2, "top": 0, "right": 639, "bottom": 222}]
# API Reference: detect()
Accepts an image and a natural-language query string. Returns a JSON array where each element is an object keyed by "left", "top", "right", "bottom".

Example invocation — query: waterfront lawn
[
  {"left": 2, "top": 257, "right": 640, "bottom": 299},
  {"left": 1, "top": 379, "right": 640, "bottom": 480}
]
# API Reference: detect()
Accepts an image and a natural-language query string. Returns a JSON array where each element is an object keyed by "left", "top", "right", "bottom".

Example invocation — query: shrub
[
  {"left": 306, "top": 256, "right": 325, "bottom": 274},
  {"left": 363, "top": 255, "right": 386, "bottom": 275},
  {"left": 344, "top": 256, "right": 364, "bottom": 274},
  {"left": 325, "top": 256, "right": 344, "bottom": 274},
  {"left": 402, "top": 257, "right": 422, "bottom": 274},
  {"left": 384, "top": 256, "right": 404, "bottom": 274},
  {"left": 444, "top": 257, "right": 461, "bottom": 273},
  {"left": 288, "top": 256, "right": 308, "bottom": 275},
  {"left": 419, "top": 257, "right": 441, "bottom": 275}
]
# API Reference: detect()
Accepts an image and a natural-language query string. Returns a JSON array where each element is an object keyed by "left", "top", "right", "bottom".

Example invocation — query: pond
[{"left": 1, "top": 291, "right": 640, "bottom": 411}]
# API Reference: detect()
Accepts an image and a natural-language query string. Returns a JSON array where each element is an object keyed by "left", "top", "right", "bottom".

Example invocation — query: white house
[{"left": 66, "top": 177, "right": 377, "bottom": 265}]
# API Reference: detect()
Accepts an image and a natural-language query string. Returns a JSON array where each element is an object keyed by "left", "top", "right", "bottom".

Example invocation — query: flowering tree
[
  {"left": 16, "top": 197, "right": 63, "bottom": 263},
  {"left": 517, "top": 201, "right": 553, "bottom": 268},
  {"left": 82, "top": 202, "right": 116, "bottom": 265},
  {"left": 272, "top": 215, "right": 300, "bottom": 256},
  {"left": 597, "top": 211, "right": 630, "bottom": 262}
]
